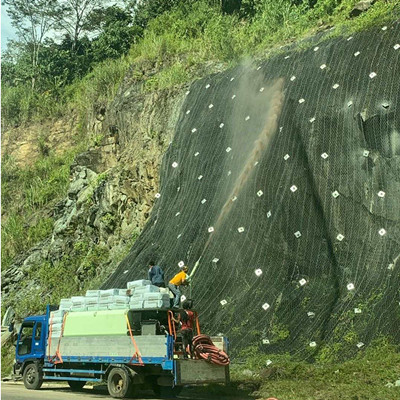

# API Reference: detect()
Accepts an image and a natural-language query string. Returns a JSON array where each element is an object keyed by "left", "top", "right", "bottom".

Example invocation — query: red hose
[{"left": 192, "top": 334, "right": 230, "bottom": 366}]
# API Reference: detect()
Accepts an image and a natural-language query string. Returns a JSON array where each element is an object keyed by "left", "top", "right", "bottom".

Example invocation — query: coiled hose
[{"left": 192, "top": 334, "right": 230, "bottom": 366}]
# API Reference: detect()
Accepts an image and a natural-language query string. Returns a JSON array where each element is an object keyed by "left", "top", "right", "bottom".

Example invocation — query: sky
[
  {"left": 1, "top": 4, "right": 17, "bottom": 52},
  {"left": 1, "top": 1, "right": 126, "bottom": 53}
]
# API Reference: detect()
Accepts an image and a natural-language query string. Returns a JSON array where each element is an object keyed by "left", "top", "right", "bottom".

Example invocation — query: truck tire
[
  {"left": 68, "top": 380, "right": 86, "bottom": 391},
  {"left": 107, "top": 367, "right": 132, "bottom": 398},
  {"left": 23, "top": 363, "right": 43, "bottom": 390}
]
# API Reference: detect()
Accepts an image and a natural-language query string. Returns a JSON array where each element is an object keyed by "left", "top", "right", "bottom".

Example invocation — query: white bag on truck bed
[
  {"left": 85, "top": 290, "right": 100, "bottom": 297},
  {"left": 99, "top": 295, "right": 129, "bottom": 304},
  {"left": 143, "top": 299, "right": 169, "bottom": 309},
  {"left": 59, "top": 299, "right": 72, "bottom": 311},
  {"left": 130, "top": 294, "right": 144, "bottom": 302},
  {"left": 50, "top": 310, "right": 65, "bottom": 319},
  {"left": 143, "top": 293, "right": 170, "bottom": 302},
  {"left": 127, "top": 280, "right": 151, "bottom": 289},
  {"left": 49, "top": 316, "right": 64, "bottom": 325},
  {"left": 85, "top": 296, "right": 100, "bottom": 305},
  {"left": 99, "top": 289, "right": 120, "bottom": 297},
  {"left": 50, "top": 323, "right": 62, "bottom": 332},
  {"left": 132, "top": 285, "right": 160, "bottom": 294},
  {"left": 71, "top": 296, "right": 86, "bottom": 304},
  {"left": 129, "top": 301, "right": 144, "bottom": 309}
]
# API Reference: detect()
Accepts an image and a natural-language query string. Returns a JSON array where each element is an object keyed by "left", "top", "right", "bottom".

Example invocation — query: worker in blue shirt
[{"left": 148, "top": 262, "right": 165, "bottom": 288}]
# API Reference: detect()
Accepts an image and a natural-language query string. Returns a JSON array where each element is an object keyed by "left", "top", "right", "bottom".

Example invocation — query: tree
[
  {"left": 56, "top": 0, "right": 104, "bottom": 51},
  {"left": 36, "top": 36, "right": 93, "bottom": 91},
  {"left": 124, "top": 0, "right": 182, "bottom": 34},
  {"left": 88, "top": 5, "right": 138, "bottom": 61},
  {"left": 3, "top": 0, "right": 63, "bottom": 89}
]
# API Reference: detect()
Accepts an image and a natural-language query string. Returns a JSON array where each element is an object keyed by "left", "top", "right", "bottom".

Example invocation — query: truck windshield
[{"left": 18, "top": 322, "right": 34, "bottom": 355}]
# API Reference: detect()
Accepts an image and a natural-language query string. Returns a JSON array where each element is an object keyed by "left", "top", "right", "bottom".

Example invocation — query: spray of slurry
[{"left": 190, "top": 77, "right": 285, "bottom": 278}]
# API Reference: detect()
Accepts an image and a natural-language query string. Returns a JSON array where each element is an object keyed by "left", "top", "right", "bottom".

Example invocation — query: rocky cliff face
[{"left": 2, "top": 76, "right": 187, "bottom": 311}]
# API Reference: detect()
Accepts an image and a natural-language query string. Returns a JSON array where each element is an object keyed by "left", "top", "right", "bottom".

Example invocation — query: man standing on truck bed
[
  {"left": 173, "top": 300, "right": 195, "bottom": 358},
  {"left": 148, "top": 261, "right": 165, "bottom": 288},
  {"left": 168, "top": 266, "right": 189, "bottom": 308}
]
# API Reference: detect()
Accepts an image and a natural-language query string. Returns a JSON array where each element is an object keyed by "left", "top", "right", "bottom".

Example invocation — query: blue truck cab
[
  {"left": 13, "top": 307, "right": 51, "bottom": 390},
  {"left": 13, "top": 305, "right": 229, "bottom": 398}
]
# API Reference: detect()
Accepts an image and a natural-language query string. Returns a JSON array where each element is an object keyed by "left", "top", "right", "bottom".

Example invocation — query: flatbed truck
[{"left": 13, "top": 305, "right": 229, "bottom": 398}]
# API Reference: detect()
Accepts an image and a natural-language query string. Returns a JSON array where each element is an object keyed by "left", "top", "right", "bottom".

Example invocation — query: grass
[
  {"left": 65, "top": 56, "right": 131, "bottom": 122},
  {"left": 230, "top": 338, "right": 400, "bottom": 400},
  {"left": 1, "top": 148, "right": 83, "bottom": 269},
  {"left": 2, "top": 229, "right": 140, "bottom": 319},
  {"left": 1, "top": 342, "right": 15, "bottom": 377}
]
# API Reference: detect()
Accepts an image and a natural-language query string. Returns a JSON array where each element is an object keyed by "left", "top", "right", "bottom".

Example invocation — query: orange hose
[{"left": 192, "top": 335, "right": 229, "bottom": 366}]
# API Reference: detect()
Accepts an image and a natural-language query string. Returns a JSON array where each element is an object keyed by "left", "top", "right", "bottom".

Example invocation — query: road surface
[
  {"left": 1, "top": 382, "right": 252, "bottom": 400},
  {"left": 1, "top": 383, "right": 109, "bottom": 400}
]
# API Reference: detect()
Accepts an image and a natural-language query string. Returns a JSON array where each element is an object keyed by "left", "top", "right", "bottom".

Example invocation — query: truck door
[
  {"left": 17, "top": 322, "right": 34, "bottom": 360},
  {"left": 32, "top": 322, "right": 44, "bottom": 357},
  {"left": 16, "top": 321, "right": 44, "bottom": 362}
]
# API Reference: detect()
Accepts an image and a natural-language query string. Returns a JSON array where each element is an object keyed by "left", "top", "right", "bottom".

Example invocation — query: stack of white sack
[
  {"left": 129, "top": 293, "right": 144, "bottom": 309},
  {"left": 55, "top": 280, "right": 173, "bottom": 314},
  {"left": 127, "top": 280, "right": 171, "bottom": 309},
  {"left": 85, "top": 291, "right": 100, "bottom": 311},
  {"left": 127, "top": 280, "right": 151, "bottom": 309},
  {"left": 59, "top": 298, "right": 72, "bottom": 311},
  {"left": 143, "top": 292, "right": 170, "bottom": 309},
  {"left": 127, "top": 280, "right": 152, "bottom": 289},
  {"left": 70, "top": 296, "right": 87, "bottom": 312},
  {"left": 99, "top": 295, "right": 130, "bottom": 310},
  {"left": 49, "top": 310, "right": 65, "bottom": 337}
]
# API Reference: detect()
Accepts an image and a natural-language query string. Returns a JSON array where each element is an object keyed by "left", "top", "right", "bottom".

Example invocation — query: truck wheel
[
  {"left": 68, "top": 380, "right": 86, "bottom": 391},
  {"left": 23, "top": 363, "right": 43, "bottom": 390},
  {"left": 107, "top": 367, "right": 132, "bottom": 398}
]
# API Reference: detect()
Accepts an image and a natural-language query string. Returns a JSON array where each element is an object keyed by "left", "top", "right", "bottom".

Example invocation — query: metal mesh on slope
[{"left": 103, "top": 24, "right": 400, "bottom": 358}]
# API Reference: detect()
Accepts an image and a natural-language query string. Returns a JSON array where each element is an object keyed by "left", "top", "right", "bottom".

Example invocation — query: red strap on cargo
[
  {"left": 167, "top": 310, "right": 177, "bottom": 339},
  {"left": 125, "top": 314, "right": 144, "bottom": 366},
  {"left": 48, "top": 312, "right": 67, "bottom": 364}
]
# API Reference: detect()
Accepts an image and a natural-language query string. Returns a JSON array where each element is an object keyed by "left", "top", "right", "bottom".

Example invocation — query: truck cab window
[
  {"left": 18, "top": 323, "right": 34, "bottom": 355},
  {"left": 34, "top": 323, "right": 42, "bottom": 340}
]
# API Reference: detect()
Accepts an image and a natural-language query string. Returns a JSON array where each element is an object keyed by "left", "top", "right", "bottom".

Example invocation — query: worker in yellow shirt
[{"left": 168, "top": 266, "right": 189, "bottom": 308}]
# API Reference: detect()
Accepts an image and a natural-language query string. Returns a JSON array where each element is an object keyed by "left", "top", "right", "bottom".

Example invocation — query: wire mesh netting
[{"left": 103, "top": 24, "right": 400, "bottom": 358}]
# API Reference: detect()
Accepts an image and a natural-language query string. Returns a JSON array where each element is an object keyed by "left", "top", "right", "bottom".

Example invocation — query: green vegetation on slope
[
  {"left": 2, "top": 1, "right": 399, "bottom": 130},
  {"left": 1, "top": 149, "right": 82, "bottom": 268},
  {"left": 231, "top": 338, "right": 400, "bottom": 400},
  {"left": 1, "top": 342, "right": 15, "bottom": 377}
]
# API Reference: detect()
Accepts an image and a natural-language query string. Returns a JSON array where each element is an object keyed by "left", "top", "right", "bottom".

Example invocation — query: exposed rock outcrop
[{"left": 1, "top": 79, "right": 186, "bottom": 310}]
